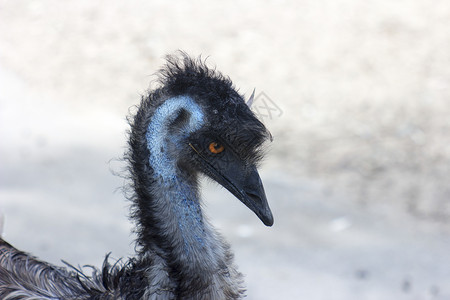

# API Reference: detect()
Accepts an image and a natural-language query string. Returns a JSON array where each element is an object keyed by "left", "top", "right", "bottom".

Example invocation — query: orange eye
[{"left": 209, "top": 142, "right": 224, "bottom": 154}]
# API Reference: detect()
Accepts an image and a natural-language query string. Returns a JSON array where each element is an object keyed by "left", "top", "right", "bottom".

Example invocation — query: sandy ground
[{"left": 1, "top": 1, "right": 450, "bottom": 299}]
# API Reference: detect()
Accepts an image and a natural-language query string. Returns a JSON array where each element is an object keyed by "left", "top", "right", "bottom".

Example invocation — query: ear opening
[{"left": 169, "top": 108, "right": 191, "bottom": 132}]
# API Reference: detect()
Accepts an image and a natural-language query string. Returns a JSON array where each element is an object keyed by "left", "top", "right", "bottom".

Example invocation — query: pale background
[{"left": 1, "top": 1, "right": 450, "bottom": 299}]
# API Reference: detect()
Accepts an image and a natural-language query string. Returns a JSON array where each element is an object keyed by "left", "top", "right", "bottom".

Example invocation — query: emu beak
[
  {"left": 215, "top": 163, "right": 274, "bottom": 227},
  {"left": 240, "top": 166, "right": 274, "bottom": 226},
  {"left": 191, "top": 142, "right": 273, "bottom": 226}
]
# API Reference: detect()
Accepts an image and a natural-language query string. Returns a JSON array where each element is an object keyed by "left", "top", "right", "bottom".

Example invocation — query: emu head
[{"left": 143, "top": 54, "right": 273, "bottom": 226}]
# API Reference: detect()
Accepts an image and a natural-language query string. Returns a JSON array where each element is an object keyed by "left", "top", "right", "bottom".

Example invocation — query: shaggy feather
[{"left": 0, "top": 53, "right": 271, "bottom": 300}]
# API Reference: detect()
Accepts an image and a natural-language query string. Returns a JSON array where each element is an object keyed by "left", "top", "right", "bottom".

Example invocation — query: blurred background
[{"left": 1, "top": 0, "right": 450, "bottom": 299}]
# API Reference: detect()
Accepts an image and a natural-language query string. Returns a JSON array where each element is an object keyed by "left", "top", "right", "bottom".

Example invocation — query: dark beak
[
  {"left": 239, "top": 166, "right": 274, "bottom": 226},
  {"left": 210, "top": 163, "right": 274, "bottom": 227},
  {"left": 190, "top": 142, "right": 273, "bottom": 226}
]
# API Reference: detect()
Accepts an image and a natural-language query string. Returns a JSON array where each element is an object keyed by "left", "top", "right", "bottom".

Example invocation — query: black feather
[{"left": 0, "top": 52, "right": 271, "bottom": 300}]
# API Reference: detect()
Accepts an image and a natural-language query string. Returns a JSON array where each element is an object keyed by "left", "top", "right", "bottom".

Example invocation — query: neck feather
[
  {"left": 130, "top": 95, "right": 244, "bottom": 298},
  {"left": 145, "top": 95, "right": 207, "bottom": 253}
]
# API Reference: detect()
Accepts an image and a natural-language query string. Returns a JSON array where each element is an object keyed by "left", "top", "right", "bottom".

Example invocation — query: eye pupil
[{"left": 209, "top": 142, "right": 224, "bottom": 154}]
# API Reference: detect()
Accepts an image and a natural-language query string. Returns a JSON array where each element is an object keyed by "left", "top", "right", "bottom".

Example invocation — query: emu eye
[{"left": 209, "top": 142, "right": 224, "bottom": 154}]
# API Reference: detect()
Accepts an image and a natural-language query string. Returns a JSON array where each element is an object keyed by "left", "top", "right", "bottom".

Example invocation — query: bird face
[
  {"left": 176, "top": 111, "right": 274, "bottom": 227},
  {"left": 151, "top": 53, "right": 274, "bottom": 226}
]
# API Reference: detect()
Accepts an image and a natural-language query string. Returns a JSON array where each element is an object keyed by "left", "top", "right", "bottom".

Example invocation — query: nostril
[{"left": 245, "top": 191, "right": 262, "bottom": 203}]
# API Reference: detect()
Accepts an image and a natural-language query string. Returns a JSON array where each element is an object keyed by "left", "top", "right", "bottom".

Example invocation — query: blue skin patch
[
  {"left": 146, "top": 96, "right": 204, "bottom": 179},
  {"left": 146, "top": 96, "right": 206, "bottom": 249}
]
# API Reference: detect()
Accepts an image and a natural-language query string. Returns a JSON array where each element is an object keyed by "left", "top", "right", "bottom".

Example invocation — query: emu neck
[
  {"left": 155, "top": 173, "right": 206, "bottom": 255},
  {"left": 132, "top": 95, "right": 243, "bottom": 298},
  {"left": 141, "top": 96, "right": 217, "bottom": 283},
  {"left": 142, "top": 168, "right": 234, "bottom": 298},
  {"left": 143, "top": 96, "right": 208, "bottom": 256}
]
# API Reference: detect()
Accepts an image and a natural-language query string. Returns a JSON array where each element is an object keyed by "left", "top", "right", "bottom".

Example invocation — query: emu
[{"left": 0, "top": 53, "right": 273, "bottom": 300}]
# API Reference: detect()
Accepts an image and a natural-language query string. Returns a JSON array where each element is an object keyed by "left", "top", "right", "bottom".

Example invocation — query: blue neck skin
[{"left": 145, "top": 96, "right": 206, "bottom": 252}]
